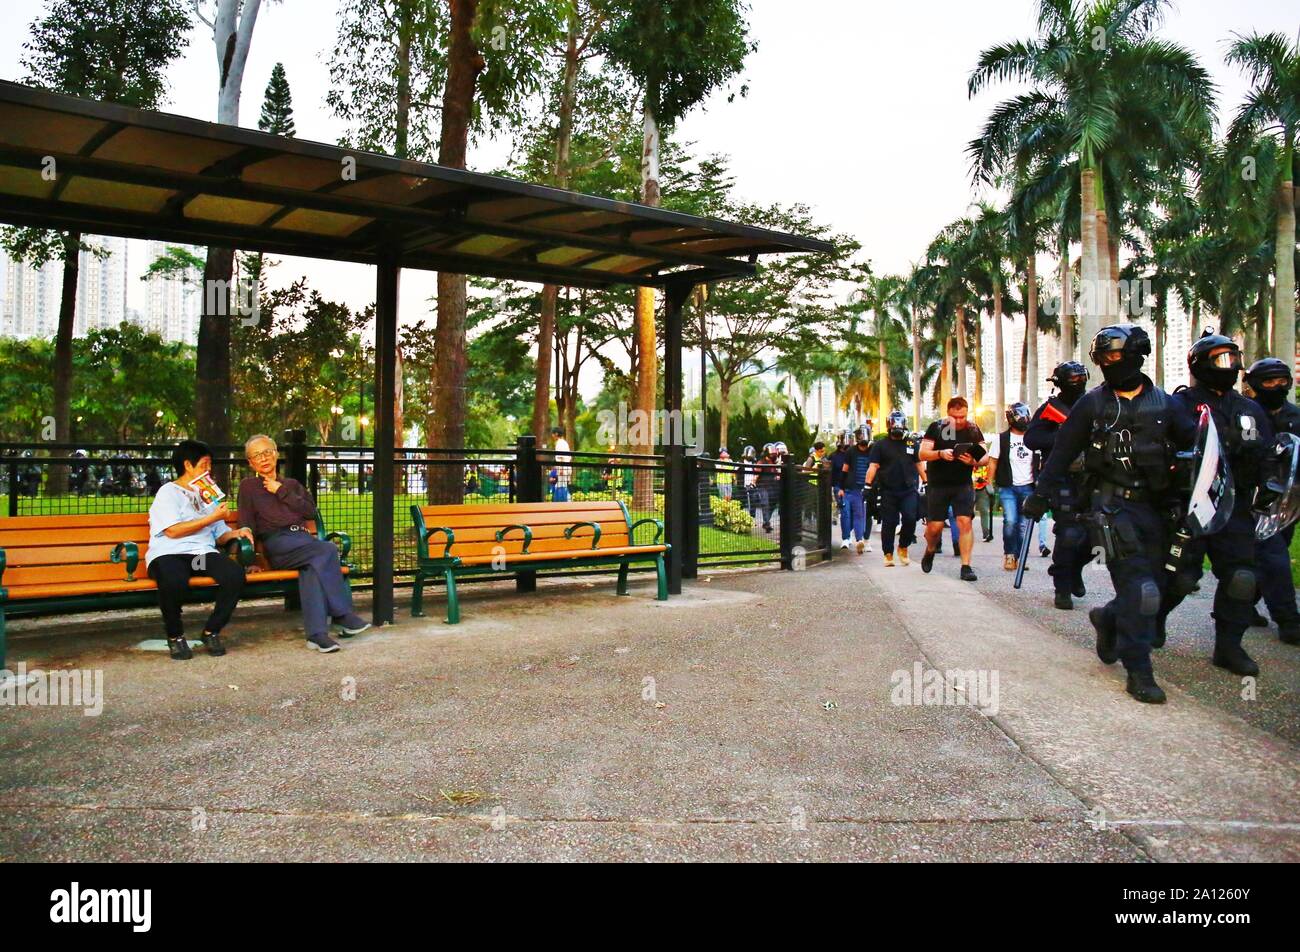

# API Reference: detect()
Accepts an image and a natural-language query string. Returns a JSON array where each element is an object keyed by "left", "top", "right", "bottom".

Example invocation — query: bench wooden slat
[
  {"left": 453, "top": 544, "right": 667, "bottom": 566},
  {"left": 419, "top": 501, "right": 624, "bottom": 515},
  {"left": 0, "top": 527, "right": 154, "bottom": 547},
  {"left": 445, "top": 535, "right": 632, "bottom": 558}
]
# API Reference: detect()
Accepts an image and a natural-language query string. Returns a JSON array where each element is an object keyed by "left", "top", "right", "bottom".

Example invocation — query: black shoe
[
  {"left": 1040, "top": 545, "right": 1051, "bottom": 557},
  {"left": 307, "top": 632, "right": 341, "bottom": 654},
  {"left": 201, "top": 631, "right": 227, "bottom": 657},
  {"left": 951, "top": 543, "right": 960, "bottom": 557},
  {"left": 1250, "top": 610, "right": 1271, "bottom": 628},
  {"left": 921, "top": 547, "right": 936, "bottom": 574},
  {"left": 1279, "top": 624, "right": 1300, "bottom": 645},
  {"left": 1072, "top": 579, "right": 1086, "bottom": 599},
  {"left": 167, "top": 637, "right": 193, "bottom": 661},
  {"left": 982, "top": 532, "right": 993, "bottom": 543},
  {"left": 1126, "top": 670, "right": 1167, "bottom": 704},
  {"left": 1089, "top": 607, "right": 1118, "bottom": 665},
  {"left": 1054, "top": 591, "right": 1073, "bottom": 610},
  {"left": 960, "top": 565, "right": 977, "bottom": 582},
  {"left": 763, "top": 524, "right": 773, "bottom": 533},
  {"left": 1212, "top": 644, "right": 1259, "bottom": 677}
]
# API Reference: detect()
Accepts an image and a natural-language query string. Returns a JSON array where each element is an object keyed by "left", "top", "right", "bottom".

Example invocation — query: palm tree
[
  {"left": 969, "top": 0, "right": 1215, "bottom": 352},
  {"left": 1227, "top": 31, "right": 1300, "bottom": 366},
  {"left": 967, "top": 204, "right": 1013, "bottom": 424}
]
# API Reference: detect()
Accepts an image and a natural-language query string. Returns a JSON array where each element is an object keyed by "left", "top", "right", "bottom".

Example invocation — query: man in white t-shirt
[{"left": 987, "top": 402, "right": 1038, "bottom": 572}]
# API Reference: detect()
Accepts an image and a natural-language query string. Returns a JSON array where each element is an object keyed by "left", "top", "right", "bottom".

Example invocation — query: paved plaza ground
[{"left": 1, "top": 518, "right": 1297, "bottom": 862}]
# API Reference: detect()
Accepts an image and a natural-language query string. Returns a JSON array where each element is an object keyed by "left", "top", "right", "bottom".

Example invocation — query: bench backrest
[
  {"left": 412, "top": 500, "right": 637, "bottom": 560},
  {"left": 0, "top": 510, "right": 315, "bottom": 587}
]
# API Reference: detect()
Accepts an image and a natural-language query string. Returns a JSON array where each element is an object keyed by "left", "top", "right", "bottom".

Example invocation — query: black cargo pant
[
  {"left": 148, "top": 551, "right": 245, "bottom": 639},
  {"left": 1093, "top": 499, "right": 1168, "bottom": 675},
  {"left": 1048, "top": 509, "right": 1094, "bottom": 596},
  {"left": 1160, "top": 506, "right": 1258, "bottom": 649},
  {"left": 1256, "top": 524, "right": 1299, "bottom": 629},
  {"left": 878, "top": 487, "right": 919, "bottom": 554}
]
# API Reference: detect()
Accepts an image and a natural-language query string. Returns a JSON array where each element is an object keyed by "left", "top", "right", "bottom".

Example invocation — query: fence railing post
[
  {"left": 817, "top": 462, "right": 833, "bottom": 562},
  {"left": 282, "top": 429, "right": 307, "bottom": 486},
  {"left": 779, "top": 460, "right": 798, "bottom": 570},
  {"left": 6, "top": 456, "right": 17, "bottom": 517},
  {"left": 515, "top": 434, "right": 539, "bottom": 593},
  {"left": 682, "top": 452, "right": 699, "bottom": 579}
]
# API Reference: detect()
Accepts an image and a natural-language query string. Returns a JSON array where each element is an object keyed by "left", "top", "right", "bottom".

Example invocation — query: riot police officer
[
  {"left": 1025, "top": 361, "right": 1093, "bottom": 610},
  {"left": 1243, "top": 357, "right": 1300, "bottom": 645},
  {"left": 1156, "top": 332, "right": 1275, "bottom": 677},
  {"left": 865, "top": 410, "right": 926, "bottom": 566},
  {"left": 1024, "top": 324, "right": 1197, "bottom": 704}
]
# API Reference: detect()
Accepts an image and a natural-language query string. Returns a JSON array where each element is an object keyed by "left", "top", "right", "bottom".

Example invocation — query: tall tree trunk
[
  {"left": 718, "top": 375, "right": 731, "bottom": 448},
  {"left": 1059, "top": 241, "right": 1074, "bottom": 362},
  {"left": 1079, "top": 166, "right": 1101, "bottom": 348},
  {"left": 1025, "top": 254, "right": 1038, "bottom": 407},
  {"left": 911, "top": 307, "right": 921, "bottom": 432},
  {"left": 1095, "top": 204, "right": 1111, "bottom": 324},
  {"left": 940, "top": 335, "right": 952, "bottom": 409},
  {"left": 1274, "top": 139, "right": 1296, "bottom": 369},
  {"left": 429, "top": 0, "right": 483, "bottom": 502},
  {"left": 993, "top": 278, "right": 1005, "bottom": 426},
  {"left": 632, "top": 92, "right": 661, "bottom": 509},
  {"left": 1154, "top": 287, "right": 1167, "bottom": 389},
  {"left": 956, "top": 304, "right": 968, "bottom": 397},
  {"left": 533, "top": 285, "right": 558, "bottom": 443},
  {"left": 49, "top": 231, "right": 80, "bottom": 495},
  {"left": 973, "top": 310, "right": 984, "bottom": 412},
  {"left": 876, "top": 334, "right": 888, "bottom": 425}
]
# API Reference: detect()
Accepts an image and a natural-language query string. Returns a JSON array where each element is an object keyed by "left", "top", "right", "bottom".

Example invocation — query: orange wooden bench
[
  {"left": 0, "top": 510, "right": 350, "bottom": 667},
  {"left": 410, "top": 500, "right": 668, "bottom": 623}
]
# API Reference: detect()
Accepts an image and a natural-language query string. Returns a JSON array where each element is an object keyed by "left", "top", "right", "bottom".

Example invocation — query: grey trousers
[{"left": 263, "top": 531, "right": 353, "bottom": 637}]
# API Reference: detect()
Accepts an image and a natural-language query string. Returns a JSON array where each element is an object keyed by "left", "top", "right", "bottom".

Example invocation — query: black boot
[
  {"left": 1072, "top": 578, "right": 1086, "bottom": 599},
  {"left": 201, "top": 631, "right": 227, "bottom": 657},
  {"left": 1152, "top": 616, "right": 1168, "bottom": 649},
  {"left": 1054, "top": 591, "right": 1073, "bottom": 610},
  {"left": 1250, "top": 609, "right": 1270, "bottom": 628},
  {"left": 1279, "top": 623, "right": 1300, "bottom": 646},
  {"left": 167, "top": 636, "right": 193, "bottom": 661},
  {"left": 1125, "top": 670, "right": 1167, "bottom": 704},
  {"left": 1212, "top": 641, "right": 1259, "bottom": 677},
  {"left": 1089, "top": 607, "right": 1118, "bottom": 665}
]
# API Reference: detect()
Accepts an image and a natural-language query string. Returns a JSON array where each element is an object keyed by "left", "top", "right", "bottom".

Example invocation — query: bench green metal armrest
[
  {"left": 410, "top": 504, "right": 455, "bottom": 559},
  {"left": 628, "top": 517, "right": 664, "bottom": 544},
  {"left": 325, "top": 530, "right": 352, "bottom": 562},
  {"left": 496, "top": 524, "right": 532, "bottom": 553},
  {"left": 110, "top": 541, "right": 140, "bottom": 580},
  {"left": 223, "top": 536, "right": 256, "bottom": 567},
  {"left": 564, "top": 521, "right": 602, "bottom": 549}
]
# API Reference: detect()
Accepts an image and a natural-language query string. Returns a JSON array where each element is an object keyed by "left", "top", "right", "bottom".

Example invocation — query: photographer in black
[
  {"left": 1025, "top": 360, "right": 1093, "bottom": 610},
  {"left": 1244, "top": 357, "right": 1300, "bottom": 645},
  {"left": 1024, "top": 325, "right": 1196, "bottom": 704},
  {"left": 1155, "top": 333, "right": 1275, "bottom": 677}
]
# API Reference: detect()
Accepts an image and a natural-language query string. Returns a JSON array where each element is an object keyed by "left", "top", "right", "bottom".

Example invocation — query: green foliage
[{"left": 709, "top": 494, "right": 753, "bottom": 534}]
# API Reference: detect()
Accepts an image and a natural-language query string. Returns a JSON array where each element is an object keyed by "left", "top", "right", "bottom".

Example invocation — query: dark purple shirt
[{"left": 237, "top": 476, "right": 317, "bottom": 538}]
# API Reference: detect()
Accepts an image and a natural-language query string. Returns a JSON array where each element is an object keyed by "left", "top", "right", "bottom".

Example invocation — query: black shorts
[{"left": 926, "top": 483, "right": 975, "bottom": 521}]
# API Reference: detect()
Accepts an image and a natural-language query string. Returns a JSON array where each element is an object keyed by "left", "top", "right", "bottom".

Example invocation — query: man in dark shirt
[
  {"left": 866, "top": 410, "right": 925, "bottom": 566},
  {"left": 918, "top": 396, "right": 983, "bottom": 581},
  {"left": 1244, "top": 357, "right": 1300, "bottom": 645},
  {"left": 839, "top": 431, "right": 874, "bottom": 553},
  {"left": 239, "top": 434, "right": 370, "bottom": 652}
]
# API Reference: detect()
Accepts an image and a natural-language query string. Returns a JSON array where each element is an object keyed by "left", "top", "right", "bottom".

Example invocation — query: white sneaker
[
  {"left": 864, "top": 541, "right": 873, "bottom": 553},
  {"left": 839, "top": 540, "right": 851, "bottom": 550}
]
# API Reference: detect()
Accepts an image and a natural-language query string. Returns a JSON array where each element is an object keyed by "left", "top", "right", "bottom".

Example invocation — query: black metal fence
[{"left": 1, "top": 433, "right": 833, "bottom": 582}]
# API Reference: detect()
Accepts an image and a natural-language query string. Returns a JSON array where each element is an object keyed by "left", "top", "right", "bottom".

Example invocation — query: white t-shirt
[
  {"left": 146, "top": 481, "right": 222, "bottom": 566},
  {"left": 553, "top": 437, "right": 571, "bottom": 486},
  {"left": 989, "top": 430, "right": 1035, "bottom": 486}
]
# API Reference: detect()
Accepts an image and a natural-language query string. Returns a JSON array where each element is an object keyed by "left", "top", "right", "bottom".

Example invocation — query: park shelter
[{"left": 0, "top": 80, "right": 832, "bottom": 624}]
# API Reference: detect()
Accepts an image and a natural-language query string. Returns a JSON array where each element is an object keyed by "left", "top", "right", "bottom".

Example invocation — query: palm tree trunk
[
  {"left": 956, "top": 305, "right": 968, "bottom": 397},
  {"left": 993, "top": 278, "right": 1005, "bottom": 426},
  {"left": 1059, "top": 244, "right": 1074, "bottom": 361},
  {"left": 940, "top": 335, "right": 952, "bottom": 409},
  {"left": 1079, "top": 166, "right": 1101, "bottom": 348},
  {"left": 1274, "top": 139, "right": 1296, "bottom": 368},
  {"left": 973, "top": 310, "right": 984, "bottom": 411},
  {"left": 1096, "top": 204, "right": 1111, "bottom": 323},
  {"left": 1025, "top": 255, "right": 1038, "bottom": 406},
  {"left": 911, "top": 305, "right": 922, "bottom": 432},
  {"left": 877, "top": 336, "right": 888, "bottom": 424},
  {"left": 1154, "top": 287, "right": 1167, "bottom": 389}
]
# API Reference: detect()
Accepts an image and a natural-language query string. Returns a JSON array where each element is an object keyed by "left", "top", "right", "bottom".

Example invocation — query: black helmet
[
  {"left": 1090, "top": 324, "right": 1150, "bottom": 388},
  {"left": 1048, "top": 360, "right": 1089, "bottom": 405},
  {"left": 887, "top": 410, "right": 908, "bottom": 438},
  {"left": 1245, "top": 357, "right": 1293, "bottom": 411},
  {"left": 1006, "top": 401, "right": 1031, "bottom": 429},
  {"left": 1188, "top": 329, "right": 1242, "bottom": 391}
]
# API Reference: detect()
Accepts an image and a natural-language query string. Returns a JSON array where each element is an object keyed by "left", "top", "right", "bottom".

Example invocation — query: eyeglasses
[{"left": 248, "top": 449, "right": 276, "bottom": 462}]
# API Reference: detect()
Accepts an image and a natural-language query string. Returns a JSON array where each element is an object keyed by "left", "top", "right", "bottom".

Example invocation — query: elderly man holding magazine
[{"left": 238, "top": 434, "right": 370, "bottom": 653}]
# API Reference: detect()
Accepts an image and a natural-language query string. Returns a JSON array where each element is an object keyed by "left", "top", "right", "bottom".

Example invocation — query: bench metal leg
[
  {"left": 0, "top": 606, "right": 6, "bottom": 671},
  {"left": 444, "top": 571, "right": 460, "bottom": 624},
  {"left": 616, "top": 560, "right": 630, "bottom": 595},
  {"left": 411, "top": 571, "right": 426, "bottom": 617},
  {"left": 655, "top": 554, "right": 668, "bottom": 601}
]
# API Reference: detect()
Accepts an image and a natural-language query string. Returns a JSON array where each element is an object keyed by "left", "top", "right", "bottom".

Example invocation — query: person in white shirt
[
  {"left": 550, "top": 427, "right": 572, "bottom": 502},
  {"left": 986, "top": 402, "right": 1038, "bottom": 572}
]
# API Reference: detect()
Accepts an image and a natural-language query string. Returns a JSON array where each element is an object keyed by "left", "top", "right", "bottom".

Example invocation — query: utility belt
[{"left": 1093, "top": 481, "right": 1151, "bottom": 505}]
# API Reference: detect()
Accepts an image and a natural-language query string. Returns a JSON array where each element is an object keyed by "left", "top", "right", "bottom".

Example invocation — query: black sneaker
[
  {"left": 921, "top": 547, "right": 937, "bottom": 574},
  {"left": 982, "top": 532, "right": 993, "bottom": 543},
  {"left": 1072, "top": 579, "right": 1087, "bottom": 599},
  {"left": 333, "top": 614, "right": 372, "bottom": 637},
  {"left": 307, "top": 632, "right": 341, "bottom": 653},
  {"left": 1212, "top": 644, "right": 1259, "bottom": 677},
  {"left": 167, "top": 637, "right": 193, "bottom": 661},
  {"left": 201, "top": 631, "right": 227, "bottom": 657},
  {"left": 1279, "top": 624, "right": 1300, "bottom": 646},
  {"left": 960, "top": 565, "right": 977, "bottom": 582},
  {"left": 1126, "top": 670, "right": 1167, "bottom": 704},
  {"left": 1089, "top": 607, "right": 1118, "bottom": 665},
  {"left": 1054, "top": 591, "right": 1073, "bottom": 610},
  {"left": 1039, "top": 545, "right": 1051, "bottom": 557},
  {"left": 1250, "top": 609, "right": 1271, "bottom": 628}
]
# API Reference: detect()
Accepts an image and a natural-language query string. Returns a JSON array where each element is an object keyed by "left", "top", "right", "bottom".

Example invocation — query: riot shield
[
  {"left": 1256, "top": 432, "right": 1300, "bottom": 541},
  {"left": 1185, "top": 406, "right": 1235, "bottom": 538}
]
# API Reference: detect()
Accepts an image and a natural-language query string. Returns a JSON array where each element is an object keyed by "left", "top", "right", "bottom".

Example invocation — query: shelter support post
[
  {"left": 371, "top": 251, "right": 400, "bottom": 626},
  {"left": 663, "top": 279, "right": 696, "bottom": 596}
]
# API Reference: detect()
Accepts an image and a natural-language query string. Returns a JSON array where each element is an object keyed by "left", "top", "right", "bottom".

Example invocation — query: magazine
[{"left": 187, "top": 470, "right": 226, "bottom": 510}]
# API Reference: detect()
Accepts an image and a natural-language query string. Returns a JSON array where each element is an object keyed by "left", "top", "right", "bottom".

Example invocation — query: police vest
[
  {"left": 1176, "top": 385, "right": 1266, "bottom": 489},
  {"left": 1082, "top": 384, "right": 1177, "bottom": 490},
  {"left": 1273, "top": 401, "right": 1300, "bottom": 439}
]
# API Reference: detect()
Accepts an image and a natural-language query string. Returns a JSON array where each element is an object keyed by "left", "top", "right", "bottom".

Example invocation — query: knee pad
[
  {"left": 1226, "top": 568, "right": 1256, "bottom": 602},
  {"left": 1139, "top": 580, "right": 1161, "bottom": 616}
]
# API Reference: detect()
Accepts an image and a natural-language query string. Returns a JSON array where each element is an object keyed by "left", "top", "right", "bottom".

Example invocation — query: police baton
[{"left": 1013, "top": 516, "right": 1036, "bottom": 589}]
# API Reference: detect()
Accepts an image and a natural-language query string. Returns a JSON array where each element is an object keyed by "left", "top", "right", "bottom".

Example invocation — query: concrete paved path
[{"left": 1, "top": 534, "right": 1295, "bottom": 861}]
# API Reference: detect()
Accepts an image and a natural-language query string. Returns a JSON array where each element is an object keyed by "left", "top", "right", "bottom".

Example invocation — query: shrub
[{"left": 709, "top": 494, "right": 754, "bottom": 534}]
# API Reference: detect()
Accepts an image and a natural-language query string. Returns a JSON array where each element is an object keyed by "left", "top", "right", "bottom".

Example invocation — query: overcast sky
[{"left": 2, "top": 0, "right": 1296, "bottom": 379}]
